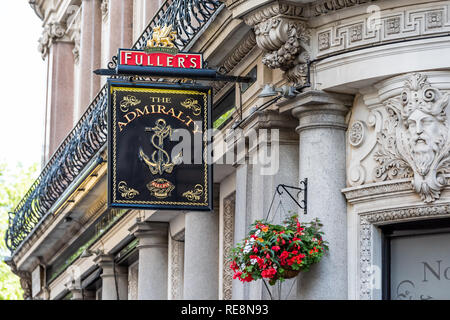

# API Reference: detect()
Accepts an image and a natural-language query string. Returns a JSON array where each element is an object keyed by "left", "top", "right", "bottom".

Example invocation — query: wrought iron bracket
[
  {"left": 276, "top": 178, "right": 307, "bottom": 214},
  {"left": 94, "top": 66, "right": 255, "bottom": 83}
]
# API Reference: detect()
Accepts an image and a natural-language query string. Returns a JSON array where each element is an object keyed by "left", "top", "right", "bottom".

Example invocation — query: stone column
[
  {"left": 77, "top": 0, "right": 102, "bottom": 120},
  {"left": 107, "top": 0, "right": 133, "bottom": 59},
  {"left": 280, "top": 90, "right": 353, "bottom": 299},
  {"left": 183, "top": 211, "right": 219, "bottom": 299},
  {"left": 67, "top": 284, "right": 83, "bottom": 300},
  {"left": 183, "top": 186, "right": 220, "bottom": 299},
  {"left": 231, "top": 110, "right": 299, "bottom": 300},
  {"left": 46, "top": 41, "right": 75, "bottom": 160},
  {"left": 94, "top": 254, "right": 128, "bottom": 300},
  {"left": 129, "top": 221, "right": 169, "bottom": 300}
]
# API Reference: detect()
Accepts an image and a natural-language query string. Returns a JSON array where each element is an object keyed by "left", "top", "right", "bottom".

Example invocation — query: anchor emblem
[{"left": 139, "top": 118, "right": 182, "bottom": 175}]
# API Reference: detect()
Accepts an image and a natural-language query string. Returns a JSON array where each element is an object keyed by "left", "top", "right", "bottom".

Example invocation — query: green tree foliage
[{"left": 0, "top": 161, "right": 38, "bottom": 300}]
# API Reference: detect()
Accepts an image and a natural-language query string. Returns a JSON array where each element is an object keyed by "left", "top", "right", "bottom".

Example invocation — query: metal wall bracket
[
  {"left": 276, "top": 178, "right": 307, "bottom": 215},
  {"left": 94, "top": 66, "right": 255, "bottom": 83}
]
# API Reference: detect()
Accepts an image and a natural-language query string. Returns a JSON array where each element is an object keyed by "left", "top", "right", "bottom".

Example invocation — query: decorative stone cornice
[
  {"left": 312, "top": 0, "right": 375, "bottom": 16},
  {"left": 213, "top": 31, "right": 257, "bottom": 93},
  {"left": 343, "top": 179, "right": 414, "bottom": 203},
  {"left": 220, "top": 31, "right": 256, "bottom": 74},
  {"left": 242, "top": 2, "right": 304, "bottom": 27},
  {"left": 222, "top": 0, "right": 377, "bottom": 18}
]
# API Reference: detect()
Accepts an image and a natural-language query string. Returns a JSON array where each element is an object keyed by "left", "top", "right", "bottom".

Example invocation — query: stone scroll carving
[
  {"left": 244, "top": 4, "right": 310, "bottom": 85},
  {"left": 38, "top": 22, "right": 66, "bottom": 59},
  {"left": 374, "top": 73, "right": 450, "bottom": 203}
]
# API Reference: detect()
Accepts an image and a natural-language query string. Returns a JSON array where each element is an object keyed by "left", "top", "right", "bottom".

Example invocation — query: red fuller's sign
[
  {"left": 119, "top": 49, "right": 203, "bottom": 69},
  {"left": 118, "top": 25, "right": 203, "bottom": 70}
]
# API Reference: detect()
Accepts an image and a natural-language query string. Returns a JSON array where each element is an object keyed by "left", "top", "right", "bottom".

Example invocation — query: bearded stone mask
[
  {"left": 377, "top": 73, "right": 450, "bottom": 203},
  {"left": 400, "top": 74, "right": 448, "bottom": 176}
]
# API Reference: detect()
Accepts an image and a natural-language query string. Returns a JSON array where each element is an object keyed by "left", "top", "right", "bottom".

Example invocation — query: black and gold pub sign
[{"left": 107, "top": 80, "right": 212, "bottom": 210}]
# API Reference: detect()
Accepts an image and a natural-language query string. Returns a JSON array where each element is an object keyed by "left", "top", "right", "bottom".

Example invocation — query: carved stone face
[{"left": 406, "top": 109, "right": 446, "bottom": 175}]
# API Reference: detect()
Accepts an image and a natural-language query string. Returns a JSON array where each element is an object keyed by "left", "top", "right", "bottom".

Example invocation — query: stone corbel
[
  {"left": 4, "top": 259, "right": 32, "bottom": 300},
  {"left": 101, "top": 0, "right": 109, "bottom": 19},
  {"left": 38, "top": 22, "right": 66, "bottom": 59},
  {"left": 243, "top": 2, "right": 310, "bottom": 85}
]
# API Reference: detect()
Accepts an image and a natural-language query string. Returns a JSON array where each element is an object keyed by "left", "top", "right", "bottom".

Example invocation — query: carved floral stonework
[
  {"left": 374, "top": 73, "right": 450, "bottom": 203},
  {"left": 38, "top": 22, "right": 66, "bottom": 59},
  {"left": 222, "top": 193, "right": 235, "bottom": 300},
  {"left": 359, "top": 203, "right": 450, "bottom": 299},
  {"left": 252, "top": 16, "right": 310, "bottom": 85},
  {"left": 349, "top": 120, "right": 365, "bottom": 147}
]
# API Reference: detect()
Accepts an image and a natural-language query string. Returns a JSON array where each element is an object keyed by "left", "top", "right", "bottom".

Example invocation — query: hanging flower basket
[{"left": 229, "top": 214, "right": 329, "bottom": 286}]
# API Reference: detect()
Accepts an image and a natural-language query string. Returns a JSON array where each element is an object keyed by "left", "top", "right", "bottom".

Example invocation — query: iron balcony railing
[{"left": 5, "top": 0, "right": 223, "bottom": 253}]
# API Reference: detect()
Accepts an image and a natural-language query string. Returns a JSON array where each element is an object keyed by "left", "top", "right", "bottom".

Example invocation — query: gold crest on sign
[
  {"left": 146, "top": 24, "right": 177, "bottom": 49},
  {"left": 147, "top": 178, "right": 175, "bottom": 199}
]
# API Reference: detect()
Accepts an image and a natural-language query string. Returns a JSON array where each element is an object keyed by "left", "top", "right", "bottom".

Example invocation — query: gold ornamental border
[{"left": 111, "top": 86, "right": 210, "bottom": 206}]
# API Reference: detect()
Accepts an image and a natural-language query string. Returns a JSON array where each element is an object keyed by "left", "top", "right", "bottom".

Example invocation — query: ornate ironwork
[
  {"left": 276, "top": 179, "right": 308, "bottom": 215},
  {"left": 5, "top": 0, "right": 223, "bottom": 253},
  {"left": 132, "top": 0, "right": 222, "bottom": 51}
]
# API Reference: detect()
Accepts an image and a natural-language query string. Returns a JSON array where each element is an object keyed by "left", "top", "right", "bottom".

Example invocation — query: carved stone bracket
[
  {"left": 38, "top": 22, "right": 66, "bottom": 59},
  {"left": 243, "top": 2, "right": 310, "bottom": 85},
  {"left": 4, "top": 259, "right": 32, "bottom": 300}
]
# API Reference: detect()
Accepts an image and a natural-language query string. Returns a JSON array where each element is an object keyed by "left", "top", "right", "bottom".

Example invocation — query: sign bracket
[{"left": 94, "top": 66, "right": 255, "bottom": 83}]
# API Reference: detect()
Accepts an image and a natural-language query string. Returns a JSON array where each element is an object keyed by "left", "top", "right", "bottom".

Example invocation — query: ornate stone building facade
[{"left": 5, "top": 0, "right": 450, "bottom": 300}]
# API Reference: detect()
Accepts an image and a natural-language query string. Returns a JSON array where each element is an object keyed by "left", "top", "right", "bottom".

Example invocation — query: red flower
[
  {"left": 280, "top": 251, "right": 289, "bottom": 259},
  {"left": 261, "top": 268, "right": 277, "bottom": 279},
  {"left": 230, "top": 261, "right": 238, "bottom": 272},
  {"left": 253, "top": 246, "right": 258, "bottom": 253},
  {"left": 272, "top": 246, "right": 280, "bottom": 252},
  {"left": 234, "top": 271, "right": 254, "bottom": 283}
]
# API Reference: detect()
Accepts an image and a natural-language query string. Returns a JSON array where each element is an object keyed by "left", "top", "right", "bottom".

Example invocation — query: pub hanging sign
[{"left": 107, "top": 80, "right": 212, "bottom": 211}]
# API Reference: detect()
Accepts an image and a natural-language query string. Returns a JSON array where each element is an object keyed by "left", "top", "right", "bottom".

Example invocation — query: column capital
[
  {"left": 93, "top": 254, "right": 114, "bottom": 268},
  {"left": 241, "top": 109, "right": 298, "bottom": 132},
  {"left": 129, "top": 221, "right": 168, "bottom": 249},
  {"left": 38, "top": 22, "right": 68, "bottom": 59},
  {"left": 279, "top": 90, "right": 354, "bottom": 132}
]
